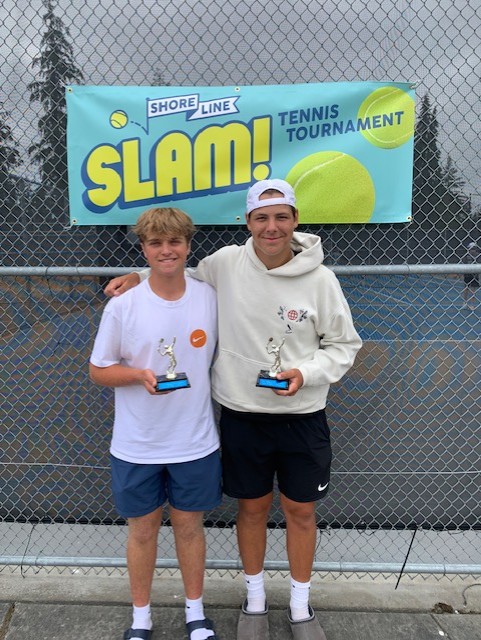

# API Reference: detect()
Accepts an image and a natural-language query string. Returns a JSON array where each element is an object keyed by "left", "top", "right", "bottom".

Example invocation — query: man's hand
[
  {"left": 274, "top": 368, "right": 304, "bottom": 397},
  {"left": 140, "top": 369, "right": 172, "bottom": 395},
  {"left": 104, "top": 272, "right": 141, "bottom": 297}
]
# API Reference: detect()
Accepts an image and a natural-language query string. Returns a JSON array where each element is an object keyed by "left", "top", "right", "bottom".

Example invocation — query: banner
[{"left": 66, "top": 82, "right": 415, "bottom": 226}]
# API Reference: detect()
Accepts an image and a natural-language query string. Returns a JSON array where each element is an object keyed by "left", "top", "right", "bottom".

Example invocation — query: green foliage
[
  {"left": 27, "top": 0, "right": 84, "bottom": 203},
  {"left": 0, "top": 105, "right": 21, "bottom": 213},
  {"left": 413, "top": 93, "right": 471, "bottom": 229},
  {"left": 0, "top": 106, "right": 20, "bottom": 176}
]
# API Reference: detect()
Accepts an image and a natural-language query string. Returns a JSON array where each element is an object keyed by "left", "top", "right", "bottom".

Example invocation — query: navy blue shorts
[
  {"left": 110, "top": 450, "right": 222, "bottom": 518},
  {"left": 220, "top": 407, "right": 332, "bottom": 503}
]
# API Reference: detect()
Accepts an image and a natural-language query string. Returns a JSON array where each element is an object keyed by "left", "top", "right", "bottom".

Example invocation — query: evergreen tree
[
  {"left": 412, "top": 93, "right": 443, "bottom": 228},
  {"left": 0, "top": 107, "right": 21, "bottom": 179},
  {"left": 442, "top": 154, "right": 465, "bottom": 195},
  {"left": 0, "top": 105, "right": 21, "bottom": 221},
  {"left": 411, "top": 93, "right": 473, "bottom": 260},
  {"left": 412, "top": 94, "right": 472, "bottom": 225},
  {"left": 27, "top": 0, "right": 83, "bottom": 220},
  {"left": 472, "top": 205, "right": 481, "bottom": 232},
  {"left": 440, "top": 154, "right": 471, "bottom": 223}
]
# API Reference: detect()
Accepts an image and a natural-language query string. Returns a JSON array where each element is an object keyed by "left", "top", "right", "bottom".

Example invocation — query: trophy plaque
[
  {"left": 156, "top": 337, "right": 190, "bottom": 392},
  {"left": 256, "top": 337, "right": 289, "bottom": 390}
]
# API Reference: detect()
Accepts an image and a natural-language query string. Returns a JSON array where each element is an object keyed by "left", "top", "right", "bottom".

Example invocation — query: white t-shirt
[{"left": 90, "top": 278, "right": 219, "bottom": 464}]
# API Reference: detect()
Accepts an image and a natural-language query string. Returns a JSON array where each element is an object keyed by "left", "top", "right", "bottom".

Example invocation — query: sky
[{"left": 1, "top": 0, "right": 480, "bottom": 207}]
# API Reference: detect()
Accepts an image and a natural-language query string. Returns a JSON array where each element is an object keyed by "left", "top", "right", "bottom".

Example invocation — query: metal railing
[{"left": 1, "top": 265, "right": 480, "bottom": 577}]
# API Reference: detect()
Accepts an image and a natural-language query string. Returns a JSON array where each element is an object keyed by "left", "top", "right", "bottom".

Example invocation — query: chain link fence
[{"left": 1, "top": 0, "right": 481, "bottom": 578}]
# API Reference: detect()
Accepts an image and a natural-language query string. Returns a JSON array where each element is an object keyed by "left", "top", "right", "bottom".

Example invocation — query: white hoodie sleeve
[
  {"left": 137, "top": 268, "right": 150, "bottom": 282},
  {"left": 298, "top": 274, "right": 362, "bottom": 387},
  {"left": 186, "top": 252, "right": 220, "bottom": 287}
]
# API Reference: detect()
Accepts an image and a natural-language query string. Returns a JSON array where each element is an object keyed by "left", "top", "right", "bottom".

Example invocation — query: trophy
[
  {"left": 155, "top": 337, "right": 190, "bottom": 392},
  {"left": 256, "top": 337, "right": 289, "bottom": 390}
]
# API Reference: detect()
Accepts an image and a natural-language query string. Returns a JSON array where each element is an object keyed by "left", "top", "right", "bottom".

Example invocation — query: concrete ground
[{"left": 2, "top": 570, "right": 481, "bottom": 639}]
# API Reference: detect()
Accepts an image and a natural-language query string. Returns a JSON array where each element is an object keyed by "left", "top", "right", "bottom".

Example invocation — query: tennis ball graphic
[
  {"left": 109, "top": 110, "right": 129, "bottom": 129},
  {"left": 286, "top": 151, "right": 375, "bottom": 223},
  {"left": 358, "top": 87, "right": 415, "bottom": 149}
]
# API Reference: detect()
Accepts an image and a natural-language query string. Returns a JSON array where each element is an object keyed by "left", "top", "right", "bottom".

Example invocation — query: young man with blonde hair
[{"left": 90, "top": 207, "right": 221, "bottom": 640}]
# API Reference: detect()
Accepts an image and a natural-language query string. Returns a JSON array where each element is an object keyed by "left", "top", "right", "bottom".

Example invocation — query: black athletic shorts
[{"left": 219, "top": 406, "right": 332, "bottom": 503}]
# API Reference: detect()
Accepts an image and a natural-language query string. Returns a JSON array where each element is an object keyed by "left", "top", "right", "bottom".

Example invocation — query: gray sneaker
[
  {"left": 237, "top": 599, "right": 269, "bottom": 640},
  {"left": 288, "top": 606, "right": 327, "bottom": 640}
]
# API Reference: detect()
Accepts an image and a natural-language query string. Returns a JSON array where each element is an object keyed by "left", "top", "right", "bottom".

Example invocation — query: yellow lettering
[
  {"left": 194, "top": 123, "right": 252, "bottom": 190},
  {"left": 252, "top": 117, "right": 271, "bottom": 164},
  {"left": 85, "top": 145, "right": 122, "bottom": 209},
  {"left": 154, "top": 133, "right": 193, "bottom": 197},
  {"left": 123, "top": 139, "right": 155, "bottom": 203},
  {"left": 83, "top": 117, "right": 273, "bottom": 212}
]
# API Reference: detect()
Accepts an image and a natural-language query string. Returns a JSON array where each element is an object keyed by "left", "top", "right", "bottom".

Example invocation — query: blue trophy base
[
  {"left": 156, "top": 372, "right": 190, "bottom": 392},
  {"left": 256, "top": 370, "right": 289, "bottom": 390}
]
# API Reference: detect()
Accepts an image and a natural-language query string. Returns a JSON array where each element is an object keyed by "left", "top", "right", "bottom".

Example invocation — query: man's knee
[
  {"left": 128, "top": 509, "right": 162, "bottom": 545},
  {"left": 128, "top": 520, "right": 160, "bottom": 545},
  {"left": 238, "top": 495, "right": 272, "bottom": 523},
  {"left": 282, "top": 499, "right": 316, "bottom": 528},
  {"left": 171, "top": 509, "right": 205, "bottom": 541}
]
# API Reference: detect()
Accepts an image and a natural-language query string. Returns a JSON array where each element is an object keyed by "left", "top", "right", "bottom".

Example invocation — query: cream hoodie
[{"left": 139, "top": 232, "right": 362, "bottom": 414}]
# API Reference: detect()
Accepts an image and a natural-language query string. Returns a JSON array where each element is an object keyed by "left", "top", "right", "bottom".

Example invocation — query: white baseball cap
[
  {"left": 467, "top": 242, "right": 478, "bottom": 249},
  {"left": 246, "top": 179, "right": 296, "bottom": 214}
]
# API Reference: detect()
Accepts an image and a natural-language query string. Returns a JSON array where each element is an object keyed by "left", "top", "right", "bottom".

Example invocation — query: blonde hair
[{"left": 133, "top": 207, "right": 196, "bottom": 243}]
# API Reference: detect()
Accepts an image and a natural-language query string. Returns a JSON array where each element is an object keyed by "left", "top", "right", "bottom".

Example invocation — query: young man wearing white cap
[{"left": 105, "top": 180, "right": 362, "bottom": 640}]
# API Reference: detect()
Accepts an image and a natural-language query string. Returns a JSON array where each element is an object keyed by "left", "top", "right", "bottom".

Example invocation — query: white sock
[
  {"left": 289, "top": 578, "right": 311, "bottom": 621},
  {"left": 132, "top": 603, "right": 153, "bottom": 633},
  {"left": 185, "top": 596, "right": 214, "bottom": 640},
  {"left": 244, "top": 570, "right": 267, "bottom": 613}
]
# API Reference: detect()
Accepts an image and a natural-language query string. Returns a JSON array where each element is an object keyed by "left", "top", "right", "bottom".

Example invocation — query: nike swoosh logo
[
  {"left": 318, "top": 483, "right": 329, "bottom": 492},
  {"left": 193, "top": 336, "right": 203, "bottom": 342}
]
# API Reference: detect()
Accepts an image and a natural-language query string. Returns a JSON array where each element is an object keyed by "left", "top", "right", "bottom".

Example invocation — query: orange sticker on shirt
[{"left": 190, "top": 329, "right": 207, "bottom": 348}]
